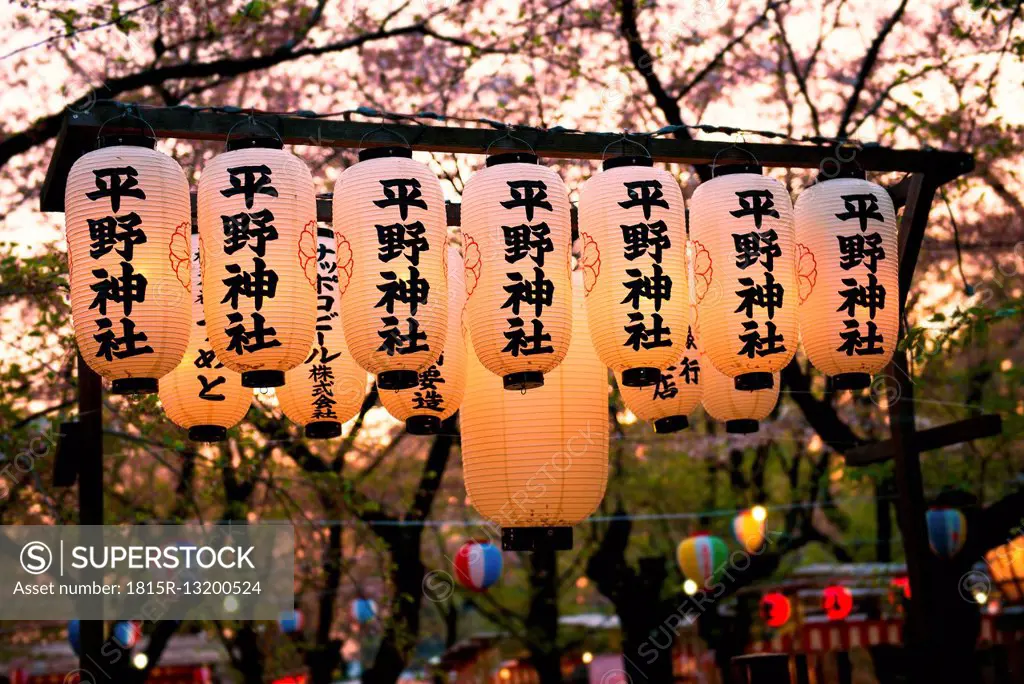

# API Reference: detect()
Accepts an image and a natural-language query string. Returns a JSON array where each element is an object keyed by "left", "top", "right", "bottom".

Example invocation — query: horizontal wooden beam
[
  {"left": 844, "top": 414, "right": 1002, "bottom": 466},
  {"left": 40, "top": 102, "right": 974, "bottom": 212}
]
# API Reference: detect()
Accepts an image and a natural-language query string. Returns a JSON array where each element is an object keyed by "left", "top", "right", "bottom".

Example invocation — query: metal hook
[
  {"left": 601, "top": 132, "right": 651, "bottom": 160},
  {"left": 95, "top": 104, "right": 156, "bottom": 144},
  {"left": 224, "top": 112, "right": 283, "bottom": 149},
  {"left": 357, "top": 114, "right": 411, "bottom": 152},
  {"left": 485, "top": 126, "right": 535, "bottom": 156},
  {"left": 710, "top": 140, "right": 760, "bottom": 177}
]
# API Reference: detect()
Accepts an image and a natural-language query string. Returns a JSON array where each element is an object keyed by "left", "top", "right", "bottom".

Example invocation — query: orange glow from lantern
[
  {"left": 823, "top": 585, "right": 853, "bottom": 620},
  {"left": 760, "top": 592, "right": 791, "bottom": 628}
]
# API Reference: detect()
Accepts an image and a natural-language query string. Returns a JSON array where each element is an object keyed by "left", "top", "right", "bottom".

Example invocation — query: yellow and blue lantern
[
  {"left": 454, "top": 540, "right": 503, "bottom": 592},
  {"left": 733, "top": 506, "right": 767, "bottom": 553},
  {"left": 927, "top": 507, "right": 966, "bottom": 558},
  {"left": 677, "top": 533, "right": 729, "bottom": 589}
]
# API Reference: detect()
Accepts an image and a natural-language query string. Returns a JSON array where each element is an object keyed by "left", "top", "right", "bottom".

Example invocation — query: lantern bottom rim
[
  {"left": 621, "top": 367, "right": 661, "bottom": 388},
  {"left": 406, "top": 415, "right": 442, "bottom": 435},
  {"left": 306, "top": 421, "right": 342, "bottom": 439},
  {"left": 735, "top": 372, "right": 774, "bottom": 391},
  {"left": 501, "top": 526, "right": 573, "bottom": 551},
  {"left": 189, "top": 425, "right": 227, "bottom": 443},
  {"left": 242, "top": 370, "right": 285, "bottom": 388},
  {"left": 832, "top": 372, "right": 871, "bottom": 390},
  {"left": 377, "top": 370, "right": 420, "bottom": 391},
  {"left": 503, "top": 371, "right": 544, "bottom": 391},
  {"left": 726, "top": 419, "right": 759, "bottom": 434},
  {"left": 654, "top": 415, "right": 689, "bottom": 434},
  {"left": 111, "top": 377, "right": 158, "bottom": 395}
]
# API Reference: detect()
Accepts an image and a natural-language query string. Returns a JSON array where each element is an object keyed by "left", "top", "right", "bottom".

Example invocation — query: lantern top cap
[
  {"left": 358, "top": 146, "right": 413, "bottom": 161},
  {"left": 711, "top": 144, "right": 762, "bottom": 177},
  {"left": 602, "top": 155, "right": 655, "bottom": 170},
  {"left": 225, "top": 114, "right": 284, "bottom": 151},
  {"left": 816, "top": 164, "right": 866, "bottom": 182},
  {"left": 95, "top": 106, "right": 157, "bottom": 150},
  {"left": 486, "top": 151, "right": 539, "bottom": 167}
]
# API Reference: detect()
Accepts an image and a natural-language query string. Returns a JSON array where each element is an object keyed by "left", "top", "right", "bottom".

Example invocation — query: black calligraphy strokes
[
  {"left": 623, "top": 311, "right": 672, "bottom": 351},
  {"left": 374, "top": 178, "right": 427, "bottom": 221},
  {"left": 94, "top": 317, "right": 153, "bottom": 361},
  {"left": 618, "top": 180, "right": 668, "bottom": 220},
  {"left": 197, "top": 374, "right": 228, "bottom": 401},
  {"left": 86, "top": 167, "right": 146, "bottom": 213},
  {"left": 729, "top": 190, "right": 779, "bottom": 230},
  {"left": 222, "top": 209, "right": 278, "bottom": 257},
  {"left": 502, "top": 268, "right": 554, "bottom": 318},
  {"left": 652, "top": 357, "right": 700, "bottom": 400},
  {"left": 731, "top": 188, "right": 787, "bottom": 357},
  {"left": 621, "top": 220, "right": 670, "bottom": 263},
  {"left": 621, "top": 264, "right": 671, "bottom": 312},
  {"left": 502, "top": 223, "right": 553, "bottom": 266},
  {"left": 377, "top": 316, "right": 430, "bottom": 356},
  {"left": 837, "top": 232, "right": 885, "bottom": 273},
  {"left": 89, "top": 262, "right": 148, "bottom": 316},
  {"left": 88, "top": 213, "right": 146, "bottom": 260},
  {"left": 413, "top": 359, "right": 446, "bottom": 412},
  {"left": 220, "top": 165, "right": 278, "bottom": 210},
  {"left": 502, "top": 317, "right": 554, "bottom": 356},
  {"left": 500, "top": 180, "right": 552, "bottom": 222},
  {"left": 833, "top": 191, "right": 889, "bottom": 356},
  {"left": 619, "top": 180, "right": 674, "bottom": 350},
  {"left": 834, "top": 193, "right": 884, "bottom": 233},
  {"left": 738, "top": 320, "right": 787, "bottom": 358},
  {"left": 309, "top": 364, "right": 338, "bottom": 419},
  {"left": 377, "top": 222, "right": 429, "bottom": 265},
  {"left": 225, "top": 311, "right": 282, "bottom": 354}
]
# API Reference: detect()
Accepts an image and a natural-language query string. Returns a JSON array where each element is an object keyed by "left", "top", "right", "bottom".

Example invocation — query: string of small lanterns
[{"left": 63, "top": 110, "right": 899, "bottom": 549}]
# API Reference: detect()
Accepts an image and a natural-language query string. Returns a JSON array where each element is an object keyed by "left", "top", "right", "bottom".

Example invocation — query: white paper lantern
[
  {"left": 690, "top": 167, "right": 796, "bottom": 392},
  {"left": 65, "top": 141, "right": 192, "bottom": 394},
  {"left": 702, "top": 361, "right": 779, "bottom": 433},
  {"left": 617, "top": 323, "right": 702, "bottom": 433},
  {"left": 794, "top": 174, "right": 898, "bottom": 389},
  {"left": 462, "top": 152, "right": 573, "bottom": 391},
  {"left": 579, "top": 158, "right": 688, "bottom": 387}
]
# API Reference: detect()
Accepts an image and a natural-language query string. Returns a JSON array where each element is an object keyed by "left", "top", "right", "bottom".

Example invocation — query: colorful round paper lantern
[
  {"left": 351, "top": 598, "right": 376, "bottom": 624},
  {"left": 159, "top": 230, "right": 252, "bottom": 442},
  {"left": 379, "top": 246, "right": 466, "bottom": 434},
  {"left": 689, "top": 167, "right": 796, "bottom": 391},
  {"left": 616, "top": 324, "right": 701, "bottom": 434},
  {"left": 65, "top": 141, "right": 192, "bottom": 394},
  {"left": 462, "top": 152, "right": 573, "bottom": 391},
  {"left": 196, "top": 141, "right": 317, "bottom": 388},
  {"left": 733, "top": 506, "right": 768, "bottom": 553},
  {"left": 794, "top": 175, "right": 898, "bottom": 389},
  {"left": 823, "top": 584, "right": 854, "bottom": 620},
  {"left": 579, "top": 159, "right": 688, "bottom": 387},
  {"left": 676, "top": 533, "right": 729, "bottom": 589},
  {"left": 334, "top": 148, "right": 447, "bottom": 391},
  {"left": 454, "top": 540, "right": 503, "bottom": 592},
  {"left": 278, "top": 609, "right": 304, "bottom": 634},
  {"left": 760, "top": 592, "right": 791, "bottom": 628},
  {"left": 701, "top": 360, "right": 779, "bottom": 433},
  {"left": 111, "top": 620, "right": 139, "bottom": 648},
  {"left": 461, "top": 271, "right": 608, "bottom": 548},
  {"left": 987, "top": 536, "right": 1024, "bottom": 603},
  {"left": 276, "top": 229, "right": 368, "bottom": 438},
  {"left": 926, "top": 507, "right": 967, "bottom": 559}
]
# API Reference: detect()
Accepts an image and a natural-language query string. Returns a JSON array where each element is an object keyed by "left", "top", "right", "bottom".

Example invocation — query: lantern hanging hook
[
  {"left": 95, "top": 104, "right": 157, "bottom": 147},
  {"left": 485, "top": 125, "right": 535, "bottom": 156},
  {"left": 600, "top": 131, "right": 651, "bottom": 161},
  {"left": 224, "top": 111, "right": 283, "bottom": 149},
  {"left": 710, "top": 139, "right": 760, "bottom": 177},
  {"left": 357, "top": 114, "right": 411, "bottom": 152}
]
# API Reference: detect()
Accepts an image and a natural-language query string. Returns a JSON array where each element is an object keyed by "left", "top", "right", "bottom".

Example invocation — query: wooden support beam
[
  {"left": 844, "top": 414, "right": 1002, "bottom": 466},
  {"left": 40, "top": 103, "right": 974, "bottom": 212}
]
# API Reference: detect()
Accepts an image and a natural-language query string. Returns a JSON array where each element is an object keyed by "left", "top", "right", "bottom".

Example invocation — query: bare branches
[{"left": 773, "top": 5, "right": 821, "bottom": 137}]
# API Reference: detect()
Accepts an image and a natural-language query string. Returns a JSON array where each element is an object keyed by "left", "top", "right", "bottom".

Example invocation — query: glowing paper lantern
[
  {"left": 65, "top": 141, "right": 192, "bottom": 394},
  {"left": 760, "top": 592, "right": 791, "bottom": 628},
  {"left": 701, "top": 361, "right": 779, "bottom": 433},
  {"left": 823, "top": 585, "right": 854, "bottom": 620},
  {"left": 579, "top": 159, "right": 687, "bottom": 386},
  {"left": 196, "top": 140, "right": 317, "bottom": 388},
  {"left": 689, "top": 168, "right": 796, "bottom": 390},
  {"left": 276, "top": 229, "right": 368, "bottom": 438},
  {"left": 616, "top": 325, "right": 701, "bottom": 434},
  {"left": 159, "top": 231, "right": 252, "bottom": 442},
  {"left": 733, "top": 506, "right": 767, "bottom": 553},
  {"left": 676, "top": 533, "right": 729, "bottom": 589},
  {"left": 379, "top": 247, "right": 466, "bottom": 434},
  {"left": 926, "top": 507, "right": 967, "bottom": 559},
  {"left": 454, "top": 540, "right": 503, "bottom": 592},
  {"left": 278, "top": 609, "right": 304, "bottom": 634},
  {"left": 794, "top": 175, "right": 898, "bottom": 389},
  {"left": 461, "top": 271, "right": 608, "bottom": 550},
  {"left": 112, "top": 621, "right": 139, "bottom": 648},
  {"left": 462, "top": 152, "right": 572, "bottom": 390},
  {"left": 351, "top": 598, "right": 376, "bottom": 624},
  {"left": 334, "top": 148, "right": 447, "bottom": 390},
  {"left": 987, "top": 536, "right": 1024, "bottom": 603}
]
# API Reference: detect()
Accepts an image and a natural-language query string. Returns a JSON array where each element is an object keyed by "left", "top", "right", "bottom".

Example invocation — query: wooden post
[{"left": 77, "top": 353, "right": 105, "bottom": 679}]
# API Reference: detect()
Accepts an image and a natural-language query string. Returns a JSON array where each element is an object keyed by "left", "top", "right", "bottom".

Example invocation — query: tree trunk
[
  {"left": 875, "top": 476, "right": 892, "bottom": 562},
  {"left": 527, "top": 548, "right": 562, "bottom": 684},
  {"left": 308, "top": 521, "right": 344, "bottom": 684},
  {"left": 363, "top": 532, "right": 426, "bottom": 684},
  {"left": 617, "top": 558, "right": 676, "bottom": 683}
]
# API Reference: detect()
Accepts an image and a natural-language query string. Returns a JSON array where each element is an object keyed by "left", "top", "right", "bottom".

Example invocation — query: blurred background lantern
[
  {"left": 689, "top": 164, "right": 796, "bottom": 391},
  {"left": 379, "top": 246, "right": 466, "bottom": 434},
  {"left": 926, "top": 507, "right": 967, "bottom": 559},
  {"left": 68, "top": 619, "right": 81, "bottom": 656},
  {"left": 454, "top": 539, "right": 503, "bottom": 592},
  {"left": 111, "top": 621, "right": 139, "bottom": 649},
  {"left": 462, "top": 151, "right": 572, "bottom": 391},
  {"left": 159, "top": 230, "right": 252, "bottom": 442},
  {"left": 986, "top": 536, "right": 1024, "bottom": 603},
  {"left": 65, "top": 139, "right": 192, "bottom": 394},
  {"left": 276, "top": 228, "right": 367, "bottom": 438},
  {"left": 676, "top": 532, "right": 729, "bottom": 590},
  {"left": 278, "top": 608, "right": 304, "bottom": 634},
  {"left": 733, "top": 505, "right": 768, "bottom": 553},
  {"left": 335, "top": 147, "right": 447, "bottom": 391},
  {"left": 795, "top": 173, "right": 898, "bottom": 390},
  {"left": 823, "top": 584, "right": 854, "bottom": 620},
  {"left": 701, "top": 360, "right": 779, "bottom": 433},
  {"left": 760, "top": 592, "right": 791, "bottom": 628},
  {"left": 461, "top": 271, "right": 608, "bottom": 550},
  {"left": 579, "top": 156, "right": 687, "bottom": 387},
  {"left": 196, "top": 128, "right": 317, "bottom": 388},
  {"left": 351, "top": 598, "right": 377, "bottom": 624}
]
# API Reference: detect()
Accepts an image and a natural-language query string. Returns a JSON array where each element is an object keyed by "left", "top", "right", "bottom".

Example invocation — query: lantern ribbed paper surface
[
  {"left": 702, "top": 360, "right": 779, "bottom": 433},
  {"left": 65, "top": 143, "right": 192, "bottom": 394},
  {"left": 196, "top": 147, "right": 317, "bottom": 388},
  {"left": 616, "top": 323, "right": 701, "bottom": 434},
  {"left": 677, "top": 534, "right": 729, "bottom": 588},
  {"left": 461, "top": 271, "right": 607, "bottom": 548},
  {"left": 579, "top": 160, "right": 687, "bottom": 387},
  {"left": 926, "top": 507, "right": 966, "bottom": 558},
  {"left": 276, "top": 229, "right": 368, "bottom": 439},
  {"left": 379, "top": 247, "right": 466, "bottom": 435},
  {"left": 690, "top": 172, "right": 796, "bottom": 391},
  {"left": 462, "top": 154, "right": 572, "bottom": 391},
  {"left": 334, "top": 150, "right": 447, "bottom": 391},
  {"left": 987, "top": 536, "right": 1024, "bottom": 603},
  {"left": 794, "top": 177, "right": 898, "bottom": 389},
  {"left": 159, "top": 232, "right": 252, "bottom": 442}
]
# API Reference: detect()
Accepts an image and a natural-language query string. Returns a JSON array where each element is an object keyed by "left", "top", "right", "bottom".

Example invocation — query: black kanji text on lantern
[{"left": 834, "top": 193, "right": 888, "bottom": 359}]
